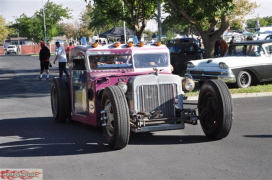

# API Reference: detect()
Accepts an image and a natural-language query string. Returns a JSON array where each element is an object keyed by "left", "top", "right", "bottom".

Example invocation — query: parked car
[
  {"left": 50, "top": 41, "right": 233, "bottom": 150},
  {"left": 6, "top": 45, "right": 18, "bottom": 54},
  {"left": 265, "top": 35, "right": 272, "bottom": 40},
  {"left": 167, "top": 42, "right": 203, "bottom": 75},
  {"left": 185, "top": 40, "right": 272, "bottom": 88}
]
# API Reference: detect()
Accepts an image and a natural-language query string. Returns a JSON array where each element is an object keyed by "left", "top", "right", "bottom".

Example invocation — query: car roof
[
  {"left": 232, "top": 39, "right": 272, "bottom": 45},
  {"left": 70, "top": 43, "right": 169, "bottom": 56}
]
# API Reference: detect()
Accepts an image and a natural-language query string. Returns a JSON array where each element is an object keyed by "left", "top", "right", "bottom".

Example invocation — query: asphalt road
[{"left": 0, "top": 55, "right": 272, "bottom": 180}]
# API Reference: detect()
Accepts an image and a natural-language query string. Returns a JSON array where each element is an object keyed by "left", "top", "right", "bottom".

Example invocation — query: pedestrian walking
[
  {"left": 53, "top": 41, "right": 69, "bottom": 77},
  {"left": 38, "top": 42, "right": 51, "bottom": 79}
]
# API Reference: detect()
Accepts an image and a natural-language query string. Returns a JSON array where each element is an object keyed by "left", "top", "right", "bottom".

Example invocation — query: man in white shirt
[{"left": 53, "top": 41, "right": 69, "bottom": 77}]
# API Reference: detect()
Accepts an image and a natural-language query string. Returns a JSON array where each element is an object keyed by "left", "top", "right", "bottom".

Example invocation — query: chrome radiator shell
[{"left": 127, "top": 74, "right": 184, "bottom": 118}]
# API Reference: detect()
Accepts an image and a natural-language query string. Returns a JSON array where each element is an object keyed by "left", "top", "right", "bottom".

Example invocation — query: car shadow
[
  {"left": 243, "top": 135, "right": 272, "bottom": 138},
  {"left": 0, "top": 117, "right": 215, "bottom": 157},
  {"left": 0, "top": 117, "right": 111, "bottom": 157},
  {"left": 129, "top": 132, "right": 212, "bottom": 145}
]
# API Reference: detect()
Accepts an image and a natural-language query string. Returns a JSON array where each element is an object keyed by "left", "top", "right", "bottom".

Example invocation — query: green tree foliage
[
  {"left": 89, "top": 0, "right": 158, "bottom": 40},
  {"left": 0, "top": 16, "right": 11, "bottom": 44},
  {"left": 12, "top": 0, "right": 71, "bottom": 43},
  {"left": 165, "top": 30, "right": 176, "bottom": 41},
  {"left": 164, "top": 0, "right": 258, "bottom": 58},
  {"left": 78, "top": 4, "right": 95, "bottom": 39}
]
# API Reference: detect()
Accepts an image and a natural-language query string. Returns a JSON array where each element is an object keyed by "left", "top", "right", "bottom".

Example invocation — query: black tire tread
[
  {"left": 102, "top": 86, "right": 130, "bottom": 149},
  {"left": 198, "top": 79, "right": 233, "bottom": 139}
]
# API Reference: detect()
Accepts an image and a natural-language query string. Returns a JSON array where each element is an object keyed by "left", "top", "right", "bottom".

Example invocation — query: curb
[{"left": 186, "top": 92, "right": 272, "bottom": 101}]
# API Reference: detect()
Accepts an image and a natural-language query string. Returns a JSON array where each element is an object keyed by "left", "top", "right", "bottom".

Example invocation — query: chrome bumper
[{"left": 185, "top": 71, "right": 236, "bottom": 83}]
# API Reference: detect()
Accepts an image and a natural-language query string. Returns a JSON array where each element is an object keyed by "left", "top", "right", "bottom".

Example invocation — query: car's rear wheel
[
  {"left": 198, "top": 79, "right": 233, "bottom": 140},
  {"left": 101, "top": 86, "right": 130, "bottom": 150},
  {"left": 51, "top": 77, "right": 70, "bottom": 123},
  {"left": 236, "top": 71, "right": 251, "bottom": 88}
]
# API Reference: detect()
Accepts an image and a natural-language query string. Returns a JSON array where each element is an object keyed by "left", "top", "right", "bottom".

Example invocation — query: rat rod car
[{"left": 50, "top": 42, "right": 233, "bottom": 150}]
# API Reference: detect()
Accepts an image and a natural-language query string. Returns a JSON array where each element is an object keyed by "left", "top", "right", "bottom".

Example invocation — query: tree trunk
[{"left": 203, "top": 38, "right": 215, "bottom": 58}]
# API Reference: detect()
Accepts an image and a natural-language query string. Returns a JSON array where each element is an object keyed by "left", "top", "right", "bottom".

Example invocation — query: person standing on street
[
  {"left": 39, "top": 42, "right": 51, "bottom": 79},
  {"left": 53, "top": 41, "right": 69, "bottom": 77},
  {"left": 219, "top": 37, "right": 228, "bottom": 57},
  {"left": 65, "top": 42, "right": 74, "bottom": 61}
]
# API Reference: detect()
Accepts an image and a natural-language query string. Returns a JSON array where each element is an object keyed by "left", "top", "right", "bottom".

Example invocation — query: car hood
[{"left": 189, "top": 56, "right": 261, "bottom": 68}]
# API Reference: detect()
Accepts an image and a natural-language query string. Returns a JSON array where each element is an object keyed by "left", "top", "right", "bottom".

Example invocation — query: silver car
[{"left": 6, "top": 45, "right": 18, "bottom": 54}]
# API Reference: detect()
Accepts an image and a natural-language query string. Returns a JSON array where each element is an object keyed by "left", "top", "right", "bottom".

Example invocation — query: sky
[
  {"left": 0, "top": 0, "right": 88, "bottom": 23},
  {"left": 0, "top": 0, "right": 272, "bottom": 31}
]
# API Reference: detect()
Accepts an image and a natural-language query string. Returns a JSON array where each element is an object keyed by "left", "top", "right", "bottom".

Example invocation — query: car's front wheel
[
  {"left": 198, "top": 79, "right": 233, "bottom": 140},
  {"left": 101, "top": 86, "right": 130, "bottom": 150},
  {"left": 236, "top": 71, "right": 251, "bottom": 88}
]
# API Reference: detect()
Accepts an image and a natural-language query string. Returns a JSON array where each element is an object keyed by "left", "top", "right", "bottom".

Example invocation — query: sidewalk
[{"left": 186, "top": 92, "right": 272, "bottom": 100}]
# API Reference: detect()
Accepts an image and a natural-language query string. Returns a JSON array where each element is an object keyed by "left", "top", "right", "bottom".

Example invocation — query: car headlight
[
  {"left": 219, "top": 62, "right": 228, "bottom": 69},
  {"left": 116, "top": 82, "right": 128, "bottom": 93},
  {"left": 187, "top": 62, "right": 195, "bottom": 68},
  {"left": 182, "top": 78, "right": 195, "bottom": 92}
]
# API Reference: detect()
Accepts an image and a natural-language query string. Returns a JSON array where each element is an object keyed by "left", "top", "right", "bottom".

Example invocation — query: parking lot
[{"left": 0, "top": 55, "right": 271, "bottom": 180}]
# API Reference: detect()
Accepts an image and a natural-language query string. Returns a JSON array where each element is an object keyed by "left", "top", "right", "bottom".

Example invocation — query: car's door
[
  {"left": 261, "top": 44, "right": 272, "bottom": 81},
  {"left": 71, "top": 57, "right": 88, "bottom": 116}
]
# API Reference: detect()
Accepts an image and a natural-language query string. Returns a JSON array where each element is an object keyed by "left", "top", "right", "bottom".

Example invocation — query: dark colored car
[
  {"left": 167, "top": 42, "right": 202, "bottom": 75},
  {"left": 265, "top": 35, "right": 272, "bottom": 40}
]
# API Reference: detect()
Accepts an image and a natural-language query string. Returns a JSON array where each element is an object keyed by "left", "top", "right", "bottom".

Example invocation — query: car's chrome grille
[{"left": 138, "top": 84, "right": 176, "bottom": 119}]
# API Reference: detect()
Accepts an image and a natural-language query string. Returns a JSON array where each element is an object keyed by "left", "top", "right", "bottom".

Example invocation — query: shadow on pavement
[
  {"left": 0, "top": 117, "right": 111, "bottom": 157},
  {"left": 129, "top": 132, "right": 211, "bottom": 145},
  {"left": 0, "top": 68, "right": 58, "bottom": 99}
]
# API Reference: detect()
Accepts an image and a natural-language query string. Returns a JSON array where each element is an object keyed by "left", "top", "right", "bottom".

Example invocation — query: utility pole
[
  {"left": 42, "top": 0, "right": 47, "bottom": 44},
  {"left": 12, "top": 16, "right": 20, "bottom": 46},
  {"left": 12, "top": 16, "right": 20, "bottom": 54},
  {"left": 157, "top": 0, "right": 162, "bottom": 42}
]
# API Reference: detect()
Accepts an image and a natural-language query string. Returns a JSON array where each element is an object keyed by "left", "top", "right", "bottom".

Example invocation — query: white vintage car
[{"left": 185, "top": 40, "right": 272, "bottom": 88}]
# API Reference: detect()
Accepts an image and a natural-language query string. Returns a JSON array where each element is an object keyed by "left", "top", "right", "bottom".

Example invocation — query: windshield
[
  {"left": 133, "top": 53, "right": 169, "bottom": 68},
  {"left": 227, "top": 44, "right": 265, "bottom": 57},
  {"left": 89, "top": 54, "right": 132, "bottom": 70}
]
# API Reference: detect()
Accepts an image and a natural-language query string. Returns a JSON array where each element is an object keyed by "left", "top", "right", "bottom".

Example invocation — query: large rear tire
[
  {"left": 101, "top": 86, "right": 130, "bottom": 150},
  {"left": 51, "top": 77, "right": 70, "bottom": 123},
  {"left": 198, "top": 79, "right": 233, "bottom": 140}
]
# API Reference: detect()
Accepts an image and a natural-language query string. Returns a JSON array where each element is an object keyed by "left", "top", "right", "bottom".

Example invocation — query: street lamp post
[{"left": 42, "top": 0, "right": 47, "bottom": 44}]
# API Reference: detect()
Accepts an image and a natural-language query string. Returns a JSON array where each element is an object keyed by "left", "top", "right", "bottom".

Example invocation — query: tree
[
  {"left": 0, "top": 16, "right": 11, "bottom": 44},
  {"left": 78, "top": 4, "right": 95, "bottom": 39},
  {"left": 13, "top": 0, "right": 71, "bottom": 43},
  {"left": 246, "top": 16, "right": 272, "bottom": 31},
  {"left": 164, "top": 0, "right": 258, "bottom": 58},
  {"left": 59, "top": 23, "right": 78, "bottom": 39},
  {"left": 89, "top": 0, "right": 158, "bottom": 40}
]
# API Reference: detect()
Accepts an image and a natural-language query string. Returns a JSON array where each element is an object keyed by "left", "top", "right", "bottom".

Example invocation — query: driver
[{"left": 140, "top": 55, "right": 157, "bottom": 67}]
